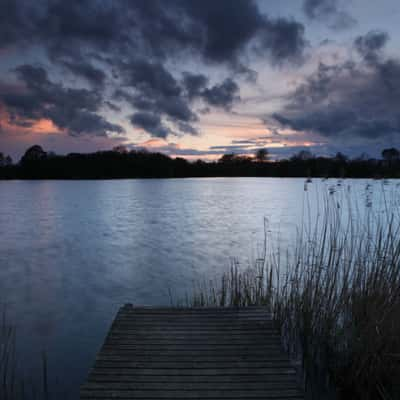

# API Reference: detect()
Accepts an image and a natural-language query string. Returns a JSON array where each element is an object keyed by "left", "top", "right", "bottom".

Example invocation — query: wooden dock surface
[{"left": 81, "top": 305, "right": 303, "bottom": 399}]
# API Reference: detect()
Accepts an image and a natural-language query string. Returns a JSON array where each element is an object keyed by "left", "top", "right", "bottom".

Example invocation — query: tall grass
[
  {"left": 0, "top": 311, "right": 49, "bottom": 400},
  {"left": 1, "top": 309, "right": 17, "bottom": 400},
  {"left": 190, "top": 181, "right": 400, "bottom": 399}
]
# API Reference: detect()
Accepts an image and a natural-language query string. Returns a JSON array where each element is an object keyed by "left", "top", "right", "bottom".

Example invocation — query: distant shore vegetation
[{"left": 1, "top": 144, "right": 400, "bottom": 179}]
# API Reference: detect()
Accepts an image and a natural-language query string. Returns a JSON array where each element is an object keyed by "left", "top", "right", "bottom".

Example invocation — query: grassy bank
[{"left": 190, "top": 183, "right": 400, "bottom": 399}]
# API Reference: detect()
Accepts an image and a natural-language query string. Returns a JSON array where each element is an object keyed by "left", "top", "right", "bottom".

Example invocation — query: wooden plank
[
  {"left": 115, "top": 312, "right": 271, "bottom": 319},
  {"left": 103, "top": 339, "right": 282, "bottom": 346},
  {"left": 81, "top": 381, "right": 300, "bottom": 390},
  {"left": 86, "top": 374, "right": 298, "bottom": 385},
  {"left": 88, "top": 367, "right": 297, "bottom": 375},
  {"left": 108, "top": 329, "right": 277, "bottom": 335},
  {"left": 80, "top": 389, "right": 303, "bottom": 398},
  {"left": 95, "top": 354, "right": 289, "bottom": 361},
  {"left": 106, "top": 334, "right": 281, "bottom": 341},
  {"left": 117, "top": 306, "right": 271, "bottom": 312},
  {"left": 81, "top": 306, "right": 303, "bottom": 400},
  {"left": 99, "top": 345, "right": 285, "bottom": 352},
  {"left": 112, "top": 321, "right": 274, "bottom": 326},
  {"left": 92, "top": 361, "right": 294, "bottom": 369}
]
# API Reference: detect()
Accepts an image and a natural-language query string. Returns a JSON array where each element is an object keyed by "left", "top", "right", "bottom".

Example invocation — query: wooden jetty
[{"left": 81, "top": 305, "right": 304, "bottom": 399}]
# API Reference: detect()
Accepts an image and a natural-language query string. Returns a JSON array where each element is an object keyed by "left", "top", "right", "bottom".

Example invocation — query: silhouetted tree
[
  {"left": 2, "top": 145, "right": 400, "bottom": 180},
  {"left": 382, "top": 148, "right": 400, "bottom": 164},
  {"left": 21, "top": 145, "right": 47, "bottom": 164},
  {"left": 334, "top": 152, "right": 348, "bottom": 162},
  {"left": 255, "top": 148, "right": 269, "bottom": 162},
  {"left": 219, "top": 153, "right": 237, "bottom": 163},
  {"left": 5, "top": 155, "right": 12, "bottom": 166},
  {"left": 291, "top": 150, "right": 314, "bottom": 161},
  {"left": 113, "top": 145, "right": 128, "bottom": 154},
  {"left": 0, "top": 153, "right": 13, "bottom": 167},
  {"left": 356, "top": 152, "right": 370, "bottom": 161}
]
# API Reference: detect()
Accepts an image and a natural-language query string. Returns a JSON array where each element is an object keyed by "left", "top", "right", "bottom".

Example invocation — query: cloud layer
[
  {"left": 1, "top": 64, "right": 124, "bottom": 137},
  {"left": 270, "top": 31, "right": 400, "bottom": 146},
  {"left": 1, "top": 1, "right": 398, "bottom": 160},
  {"left": 0, "top": 0, "right": 308, "bottom": 141},
  {"left": 303, "top": 0, "right": 356, "bottom": 30}
]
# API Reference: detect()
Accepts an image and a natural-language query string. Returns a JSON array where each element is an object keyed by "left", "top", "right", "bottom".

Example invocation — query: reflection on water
[{"left": 0, "top": 178, "right": 395, "bottom": 398}]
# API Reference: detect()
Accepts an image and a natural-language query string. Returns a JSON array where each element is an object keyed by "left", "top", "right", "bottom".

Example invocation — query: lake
[{"left": 0, "top": 178, "right": 395, "bottom": 399}]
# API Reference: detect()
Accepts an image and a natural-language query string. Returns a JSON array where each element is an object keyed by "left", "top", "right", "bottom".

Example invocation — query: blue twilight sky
[{"left": 1, "top": 0, "right": 400, "bottom": 161}]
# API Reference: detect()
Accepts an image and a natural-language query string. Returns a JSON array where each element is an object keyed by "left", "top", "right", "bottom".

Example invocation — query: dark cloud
[
  {"left": 271, "top": 34, "right": 400, "bottom": 141},
  {"left": 303, "top": 0, "right": 356, "bottom": 30},
  {"left": 0, "top": 1, "right": 41, "bottom": 49},
  {"left": 130, "top": 112, "right": 169, "bottom": 138},
  {"left": 1, "top": 1, "right": 307, "bottom": 66},
  {"left": 231, "top": 140, "right": 256, "bottom": 145},
  {"left": 129, "top": 142, "right": 221, "bottom": 157},
  {"left": 231, "top": 135, "right": 282, "bottom": 146},
  {"left": 201, "top": 79, "right": 240, "bottom": 109},
  {"left": 121, "top": 59, "right": 181, "bottom": 97},
  {"left": 117, "top": 59, "right": 198, "bottom": 136},
  {"left": 159, "top": 96, "right": 197, "bottom": 122},
  {"left": 61, "top": 61, "right": 106, "bottom": 87},
  {"left": 182, "top": 74, "right": 240, "bottom": 109},
  {"left": 1, "top": 64, "right": 123, "bottom": 137},
  {"left": 115, "top": 60, "right": 240, "bottom": 137},
  {"left": 105, "top": 101, "right": 121, "bottom": 112},
  {"left": 210, "top": 144, "right": 252, "bottom": 151},
  {"left": 304, "top": 0, "right": 337, "bottom": 19},
  {"left": 48, "top": 108, "right": 123, "bottom": 138},
  {"left": 181, "top": 0, "right": 262, "bottom": 63},
  {"left": 329, "top": 12, "right": 356, "bottom": 30},
  {"left": 256, "top": 17, "right": 307, "bottom": 64},
  {"left": 176, "top": 121, "right": 199, "bottom": 136},
  {"left": 0, "top": 1, "right": 309, "bottom": 140},
  {"left": 354, "top": 30, "right": 389, "bottom": 63},
  {"left": 42, "top": 1, "right": 126, "bottom": 56},
  {"left": 112, "top": 89, "right": 134, "bottom": 104},
  {"left": 126, "top": 0, "right": 307, "bottom": 65},
  {"left": 183, "top": 73, "right": 209, "bottom": 99},
  {"left": 137, "top": 142, "right": 325, "bottom": 160}
]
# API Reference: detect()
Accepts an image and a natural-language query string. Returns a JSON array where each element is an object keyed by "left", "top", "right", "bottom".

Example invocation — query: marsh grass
[
  {"left": 190, "top": 182, "right": 400, "bottom": 399},
  {"left": 1, "top": 309, "right": 17, "bottom": 399},
  {"left": 0, "top": 311, "right": 49, "bottom": 400}
]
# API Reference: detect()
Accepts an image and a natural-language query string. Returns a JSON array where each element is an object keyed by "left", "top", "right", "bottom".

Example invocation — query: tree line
[{"left": 0, "top": 145, "right": 400, "bottom": 179}]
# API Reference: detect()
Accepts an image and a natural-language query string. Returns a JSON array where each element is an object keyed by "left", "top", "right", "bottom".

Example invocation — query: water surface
[{"left": 0, "top": 178, "right": 393, "bottom": 398}]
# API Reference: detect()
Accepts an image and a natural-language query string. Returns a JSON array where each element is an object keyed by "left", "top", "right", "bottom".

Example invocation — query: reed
[
  {"left": 190, "top": 182, "right": 400, "bottom": 399},
  {"left": 0, "top": 311, "right": 49, "bottom": 400},
  {"left": 0, "top": 309, "right": 18, "bottom": 400}
]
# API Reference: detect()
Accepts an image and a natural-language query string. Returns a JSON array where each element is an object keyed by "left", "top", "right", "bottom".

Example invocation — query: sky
[{"left": 1, "top": 0, "right": 400, "bottom": 162}]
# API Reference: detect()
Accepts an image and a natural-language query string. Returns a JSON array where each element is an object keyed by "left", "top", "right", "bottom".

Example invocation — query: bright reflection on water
[{"left": 0, "top": 178, "right": 397, "bottom": 399}]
